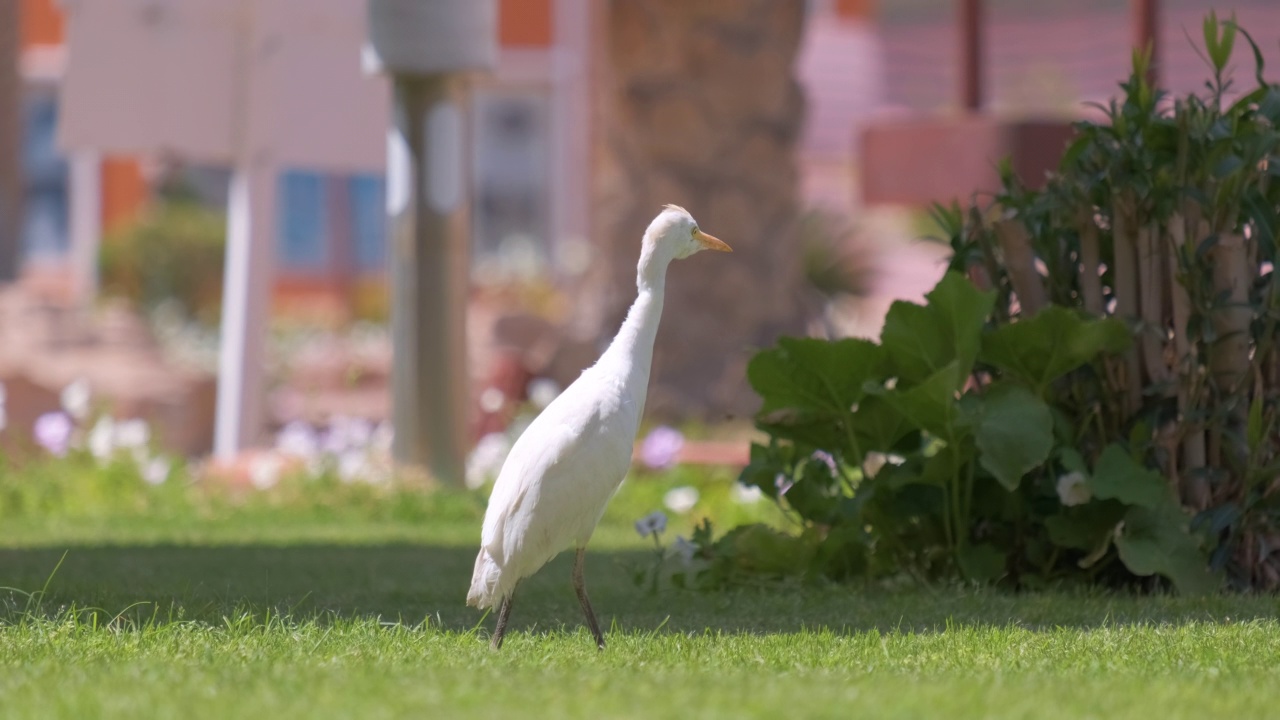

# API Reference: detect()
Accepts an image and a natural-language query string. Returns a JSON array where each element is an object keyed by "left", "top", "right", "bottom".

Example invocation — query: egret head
[{"left": 644, "top": 204, "right": 732, "bottom": 261}]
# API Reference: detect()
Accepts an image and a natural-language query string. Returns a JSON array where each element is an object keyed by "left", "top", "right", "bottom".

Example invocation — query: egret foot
[
  {"left": 491, "top": 593, "right": 514, "bottom": 650},
  {"left": 573, "top": 547, "right": 606, "bottom": 650}
]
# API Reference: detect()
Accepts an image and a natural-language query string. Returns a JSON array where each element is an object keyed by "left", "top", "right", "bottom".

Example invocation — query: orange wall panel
[
  {"left": 20, "top": 0, "right": 64, "bottom": 47},
  {"left": 101, "top": 157, "right": 149, "bottom": 232},
  {"left": 835, "top": 0, "right": 876, "bottom": 20},
  {"left": 500, "top": 0, "right": 553, "bottom": 47}
]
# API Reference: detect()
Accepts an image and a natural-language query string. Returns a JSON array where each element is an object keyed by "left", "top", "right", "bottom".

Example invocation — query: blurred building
[
  {"left": 13, "top": 0, "right": 594, "bottom": 317},
  {"left": 14, "top": 0, "right": 1277, "bottom": 315},
  {"left": 10, "top": 0, "right": 884, "bottom": 318},
  {"left": 17, "top": 0, "right": 148, "bottom": 266}
]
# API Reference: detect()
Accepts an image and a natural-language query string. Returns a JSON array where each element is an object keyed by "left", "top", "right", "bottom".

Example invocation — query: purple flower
[
  {"left": 774, "top": 472, "right": 795, "bottom": 497},
  {"left": 34, "top": 412, "right": 73, "bottom": 457},
  {"left": 639, "top": 426, "right": 684, "bottom": 470},
  {"left": 672, "top": 535, "right": 696, "bottom": 566},
  {"left": 811, "top": 450, "right": 838, "bottom": 475},
  {"left": 634, "top": 510, "right": 668, "bottom": 538}
]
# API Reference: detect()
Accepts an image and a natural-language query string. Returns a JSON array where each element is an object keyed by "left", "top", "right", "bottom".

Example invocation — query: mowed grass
[{"left": 2, "top": 470, "right": 1279, "bottom": 719}]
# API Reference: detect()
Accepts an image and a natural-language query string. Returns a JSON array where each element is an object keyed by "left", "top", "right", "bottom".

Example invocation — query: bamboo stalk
[
  {"left": 1111, "top": 192, "right": 1144, "bottom": 414},
  {"left": 1077, "top": 210, "right": 1105, "bottom": 315},
  {"left": 1208, "top": 231, "right": 1252, "bottom": 395},
  {"left": 1137, "top": 220, "right": 1171, "bottom": 386},
  {"left": 995, "top": 218, "right": 1046, "bottom": 316},
  {"left": 1209, "top": 228, "right": 1255, "bottom": 477},
  {"left": 1167, "top": 214, "right": 1207, "bottom": 503}
]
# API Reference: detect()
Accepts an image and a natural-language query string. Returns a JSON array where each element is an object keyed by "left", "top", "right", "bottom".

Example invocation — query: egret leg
[
  {"left": 490, "top": 592, "right": 515, "bottom": 651},
  {"left": 573, "top": 547, "right": 606, "bottom": 650}
]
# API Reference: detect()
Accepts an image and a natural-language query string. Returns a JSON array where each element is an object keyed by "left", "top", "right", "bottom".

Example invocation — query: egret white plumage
[{"left": 467, "top": 205, "right": 731, "bottom": 650}]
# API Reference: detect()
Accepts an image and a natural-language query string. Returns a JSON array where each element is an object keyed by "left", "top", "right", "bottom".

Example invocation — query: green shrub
[
  {"left": 100, "top": 198, "right": 226, "bottom": 324},
  {"left": 702, "top": 13, "right": 1280, "bottom": 593}
]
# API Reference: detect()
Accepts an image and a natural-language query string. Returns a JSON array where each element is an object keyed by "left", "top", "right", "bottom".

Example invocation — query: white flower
[
  {"left": 337, "top": 450, "right": 368, "bottom": 484},
  {"left": 322, "top": 415, "right": 372, "bottom": 454},
  {"left": 87, "top": 417, "right": 116, "bottom": 461},
  {"left": 276, "top": 421, "right": 320, "bottom": 460},
  {"left": 466, "top": 432, "right": 510, "bottom": 489},
  {"left": 371, "top": 421, "right": 394, "bottom": 454},
  {"left": 249, "top": 454, "right": 283, "bottom": 490},
  {"left": 634, "top": 510, "right": 668, "bottom": 538},
  {"left": 60, "top": 378, "right": 92, "bottom": 421},
  {"left": 1056, "top": 471, "right": 1092, "bottom": 507},
  {"left": 115, "top": 419, "right": 150, "bottom": 450},
  {"left": 479, "top": 387, "right": 506, "bottom": 414},
  {"left": 731, "top": 484, "right": 763, "bottom": 504},
  {"left": 142, "top": 456, "right": 171, "bottom": 486},
  {"left": 526, "top": 378, "right": 561, "bottom": 410},
  {"left": 672, "top": 535, "right": 696, "bottom": 566},
  {"left": 663, "top": 486, "right": 699, "bottom": 514}
]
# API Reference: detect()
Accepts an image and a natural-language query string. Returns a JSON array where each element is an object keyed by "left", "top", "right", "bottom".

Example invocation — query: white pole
[
  {"left": 67, "top": 150, "right": 102, "bottom": 307},
  {"left": 213, "top": 158, "right": 276, "bottom": 458}
]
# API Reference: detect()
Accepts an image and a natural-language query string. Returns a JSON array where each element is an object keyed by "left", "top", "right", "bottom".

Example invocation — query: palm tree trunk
[{"left": 590, "top": 0, "right": 807, "bottom": 418}]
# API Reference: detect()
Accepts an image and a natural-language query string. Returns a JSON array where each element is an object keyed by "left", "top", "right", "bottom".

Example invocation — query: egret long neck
[{"left": 597, "top": 246, "right": 669, "bottom": 406}]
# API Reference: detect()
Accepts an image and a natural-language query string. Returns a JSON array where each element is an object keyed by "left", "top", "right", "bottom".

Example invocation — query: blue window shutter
[
  {"left": 277, "top": 170, "right": 328, "bottom": 269},
  {"left": 348, "top": 174, "right": 386, "bottom": 272},
  {"left": 22, "top": 93, "right": 69, "bottom": 257}
]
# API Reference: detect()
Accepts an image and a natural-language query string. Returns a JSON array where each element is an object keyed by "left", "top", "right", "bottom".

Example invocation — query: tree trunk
[
  {"left": 588, "top": 0, "right": 807, "bottom": 419},
  {"left": 0, "top": 0, "right": 23, "bottom": 283}
]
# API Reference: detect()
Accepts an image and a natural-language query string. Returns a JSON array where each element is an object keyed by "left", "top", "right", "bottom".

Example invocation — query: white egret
[{"left": 467, "top": 205, "right": 731, "bottom": 649}]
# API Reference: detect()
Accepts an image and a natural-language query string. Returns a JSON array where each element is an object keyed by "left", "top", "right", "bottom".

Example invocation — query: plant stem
[
  {"left": 1168, "top": 213, "right": 1209, "bottom": 508},
  {"left": 1111, "top": 192, "right": 1145, "bottom": 415},
  {"left": 1137, "top": 220, "right": 1171, "bottom": 387},
  {"left": 1077, "top": 210, "right": 1105, "bottom": 315}
]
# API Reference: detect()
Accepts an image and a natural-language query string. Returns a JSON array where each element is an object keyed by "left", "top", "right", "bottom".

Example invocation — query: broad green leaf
[
  {"left": 1045, "top": 501, "right": 1128, "bottom": 550},
  {"left": 979, "top": 306, "right": 1130, "bottom": 395},
  {"left": 1059, "top": 447, "right": 1089, "bottom": 475},
  {"left": 880, "top": 272, "right": 995, "bottom": 386},
  {"left": 1090, "top": 444, "right": 1170, "bottom": 509},
  {"left": 969, "top": 383, "right": 1054, "bottom": 491},
  {"left": 749, "top": 337, "right": 885, "bottom": 415},
  {"left": 748, "top": 337, "right": 885, "bottom": 452},
  {"left": 850, "top": 394, "right": 913, "bottom": 453},
  {"left": 1115, "top": 502, "right": 1219, "bottom": 596},
  {"left": 956, "top": 542, "right": 1006, "bottom": 583},
  {"left": 877, "top": 363, "right": 965, "bottom": 439}
]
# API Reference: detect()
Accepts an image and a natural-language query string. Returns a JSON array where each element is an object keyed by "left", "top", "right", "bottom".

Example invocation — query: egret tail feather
[{"left": 467, "top": 548, "right": 504, "bottom": 609}]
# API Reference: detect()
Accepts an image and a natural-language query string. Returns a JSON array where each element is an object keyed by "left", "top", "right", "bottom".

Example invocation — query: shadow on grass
[{"left": 1, "top": 543, "right": 1272, "bottom": 635}]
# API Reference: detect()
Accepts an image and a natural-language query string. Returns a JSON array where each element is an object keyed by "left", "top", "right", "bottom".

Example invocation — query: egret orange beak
[{"left": 695, "top": 229, "right": 732, "bottom": 252}]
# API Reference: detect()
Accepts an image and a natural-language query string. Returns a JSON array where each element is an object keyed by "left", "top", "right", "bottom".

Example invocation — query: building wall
[{"left": 17, "top": 0, "right": 572, "bottom": 317}]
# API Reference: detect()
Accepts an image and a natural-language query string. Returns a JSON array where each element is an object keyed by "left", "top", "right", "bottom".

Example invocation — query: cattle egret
[{"left": 467, "top": 205, "right": 731, "bottom": 650}]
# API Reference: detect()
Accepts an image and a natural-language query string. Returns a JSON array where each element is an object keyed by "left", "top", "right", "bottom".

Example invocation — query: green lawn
[{"left": 2, "top": 470, "right": 1279, "bottom": 719}]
